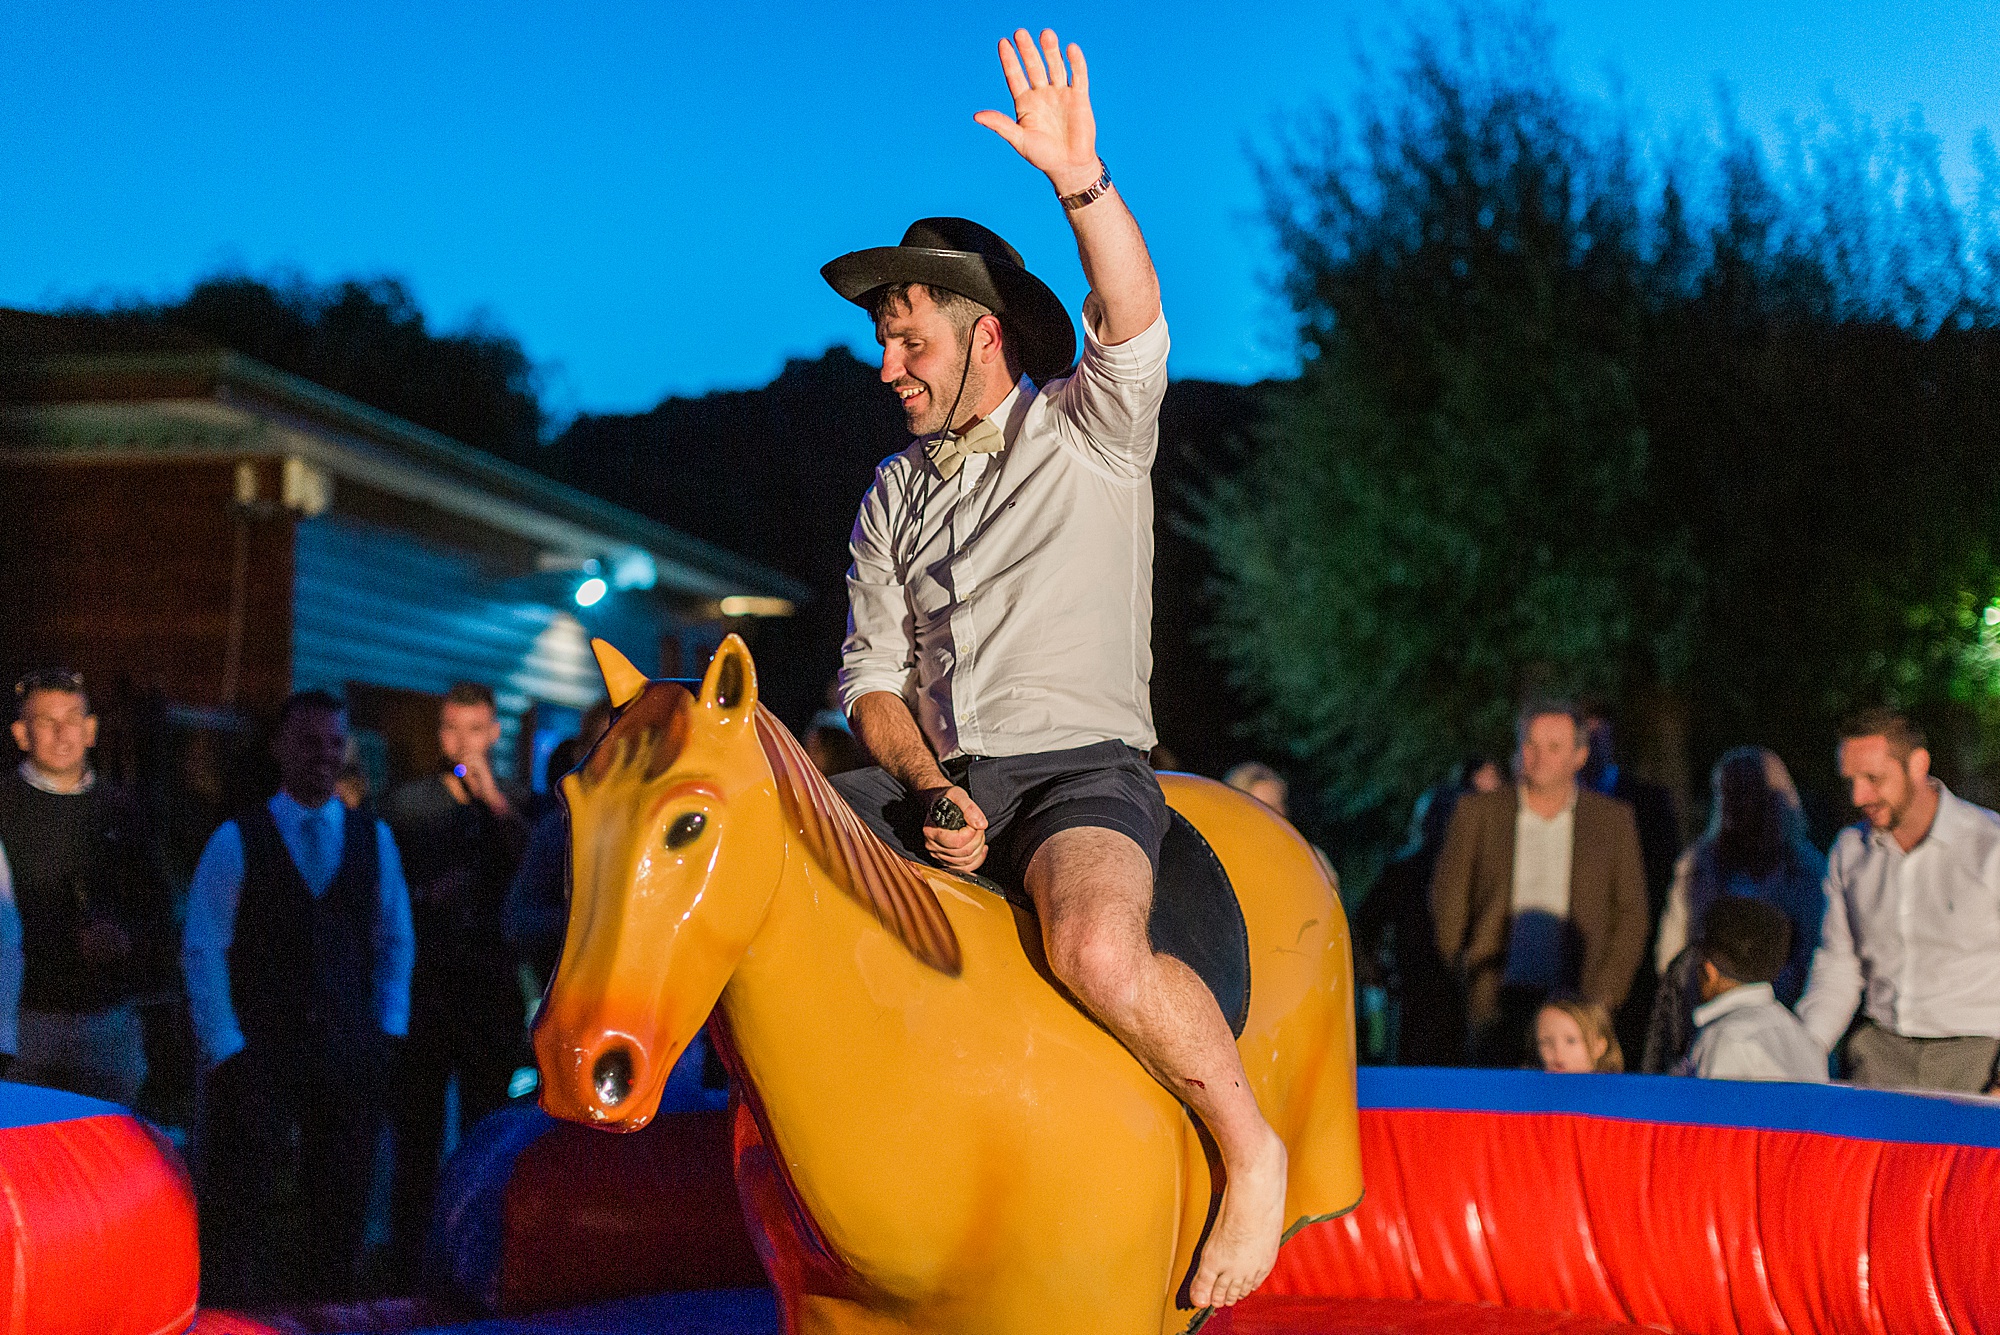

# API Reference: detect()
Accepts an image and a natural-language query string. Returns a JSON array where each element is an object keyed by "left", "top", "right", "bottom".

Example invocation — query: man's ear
[
  {"left": 82, "top": 715, "right": 98, "bottom": 750},
  {"left": 977, "top": 313, "right": 1008, "bottom": 370},
  {"left": 1908, "top": 746, "right": 1932, "bottom": 783},
  {"left": 9, "top": 719, "right": 26, "bottom": 754}
]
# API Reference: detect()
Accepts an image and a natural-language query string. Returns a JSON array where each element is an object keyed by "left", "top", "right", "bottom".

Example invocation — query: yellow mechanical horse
[{"left": 535, "top": 636, "right": 1362, "bottom": 1335}]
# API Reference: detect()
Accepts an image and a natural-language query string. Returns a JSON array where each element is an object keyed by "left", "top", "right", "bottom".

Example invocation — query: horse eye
[{"left": 666, "top": 811, "right": 707, "bottom": 849}]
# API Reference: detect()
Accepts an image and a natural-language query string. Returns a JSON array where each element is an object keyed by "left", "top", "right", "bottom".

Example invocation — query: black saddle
[{"left": 977, "top": 810, "right": 1251, "bottom": 1037}]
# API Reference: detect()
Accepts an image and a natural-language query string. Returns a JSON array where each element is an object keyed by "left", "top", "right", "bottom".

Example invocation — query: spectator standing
[
  {"left": 1580, "top": 705, "right": 1681, "bottom": 1056},
  {"left": 506, "top": 699, "right": 612, "bottom": 992},
  {"left": 1797, "top": 708, "right": 2000, "bottom": 1094},
  {"left": 1642, "top": 747, "right": 1826, "bottom": 1072},
  {"left": 1353, "top": 758, "right": 1501, "bottom": 1065},
  {"left": 0, "top": 669, "right": 174, "bottom": 1104},
  {"left": 183, "top": 690, "right": 415, "bottom": 1301},
  {"left": 1677, "top": 898, "right": 1826, "bottom": 1084},
  {"left": 1432, "top": 701, "right": 1649, "bottom": 1066},
  {"left": 384, "top": 682, "right": 530, "bottom": 1273}
]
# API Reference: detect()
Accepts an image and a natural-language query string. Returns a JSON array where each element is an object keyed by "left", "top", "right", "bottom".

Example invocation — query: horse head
[{"left": 532, "top": 633, "right": 780, "bottom": 1130}]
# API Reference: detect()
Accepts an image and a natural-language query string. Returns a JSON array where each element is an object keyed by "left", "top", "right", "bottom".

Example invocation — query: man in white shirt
[
  {"left": 1681, "top": 897, "right": 1827, "bottom": 1083},
  {"left": 1797, "top": 707, "right": 2000, "bottom": 1094},
  {"left": 818, "top": 29, "right": 1282, "bottom": 1311},
  {"left": 182, "top": 689, "right": 416, "bottom": 1301}
]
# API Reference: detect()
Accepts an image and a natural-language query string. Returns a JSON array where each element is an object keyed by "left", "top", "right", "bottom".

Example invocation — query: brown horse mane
[{"left": 754, "top": 705, "right": 963, "bottom": 978}]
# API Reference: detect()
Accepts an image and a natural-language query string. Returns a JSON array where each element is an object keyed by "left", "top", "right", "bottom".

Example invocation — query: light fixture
[
  {"left": 718, "top": 595, "right": 796, "bottom": 618},
  {"left": 575, "top": 576, "right": 608, "bottom": 608}
]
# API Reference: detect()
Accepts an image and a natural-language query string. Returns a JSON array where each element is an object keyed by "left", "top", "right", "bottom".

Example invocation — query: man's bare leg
[{"left": 1025, "top": 826, "right": 1287, "bottom": 1309}]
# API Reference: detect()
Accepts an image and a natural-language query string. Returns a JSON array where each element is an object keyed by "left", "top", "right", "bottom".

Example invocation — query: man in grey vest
[{"left": 183, "top": 689, "right": 416, "bottom": 1301}]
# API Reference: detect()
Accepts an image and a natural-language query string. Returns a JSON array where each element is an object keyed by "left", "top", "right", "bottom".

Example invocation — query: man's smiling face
[{"left": 875, "top": 285, "right": 984, "bottom": 437}]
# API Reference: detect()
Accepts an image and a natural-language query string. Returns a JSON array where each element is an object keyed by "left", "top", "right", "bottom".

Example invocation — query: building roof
[{"left": 0, "top": 309, "right": 805, "bottom": 608}]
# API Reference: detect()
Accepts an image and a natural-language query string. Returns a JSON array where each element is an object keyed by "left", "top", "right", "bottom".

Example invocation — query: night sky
[{"left": 6, "top": 1, "right": 1996, "bottom": 414}]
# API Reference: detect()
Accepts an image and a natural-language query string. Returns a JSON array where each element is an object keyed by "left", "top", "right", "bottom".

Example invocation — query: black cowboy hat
[{"left": 821, "top": 217, "right": 1077, "bottom": 383}]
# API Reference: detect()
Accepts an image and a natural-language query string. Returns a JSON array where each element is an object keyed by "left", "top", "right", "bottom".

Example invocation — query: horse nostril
[{"left": 593, "top": 1046, "right": 635, "bottom": 1107}]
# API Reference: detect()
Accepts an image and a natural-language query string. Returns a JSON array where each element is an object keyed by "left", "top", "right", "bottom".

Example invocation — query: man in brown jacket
[{"left": 1431, "top": 700, "right": 1649, "bottom": 1065}]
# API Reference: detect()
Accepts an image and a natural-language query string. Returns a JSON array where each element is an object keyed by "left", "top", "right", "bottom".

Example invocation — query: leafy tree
[{"left": 1200, "top": 16, "right": 1699, "bottom": 834}]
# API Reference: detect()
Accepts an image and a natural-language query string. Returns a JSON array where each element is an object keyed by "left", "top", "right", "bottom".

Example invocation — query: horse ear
[
  {"left": 592, "top": 638, "right": 649, "bottom": 709},
  {"left": 697, "top": 634, "right": 758, "bottom": 730}
]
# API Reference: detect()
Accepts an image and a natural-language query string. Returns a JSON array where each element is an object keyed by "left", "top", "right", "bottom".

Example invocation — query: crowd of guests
[
  {"left": 5, "top": 666, "right": 1998, "bottom": 1303},
  {"left": 0, "top": 669, "right": 605, "bottom": 1303},
  {"left": 1342, "top": 698, "right": 2000, "bottom": 1099}
]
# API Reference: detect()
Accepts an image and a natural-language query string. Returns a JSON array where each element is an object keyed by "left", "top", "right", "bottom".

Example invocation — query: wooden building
[{"left": 0, "top": 310, "right": 803, "bottom": 816}]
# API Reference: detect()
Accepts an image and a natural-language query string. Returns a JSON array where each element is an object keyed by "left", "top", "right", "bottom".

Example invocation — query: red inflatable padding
[
  {"left": 495, "top": 1107, "right": 767, "bottom": 1314},
  {"left": 1268, "top": 1107, "right": 2000, "bottom": 1335},
  {"left": 184, "top": 1315, "right": 280, "bottom": 1335},
  {"left": 1212, "top": 1295, "right": 1667, "bottom": 1333},
  {"left": 0, "top": 1111, "right": 200, "bottom": 1335}
]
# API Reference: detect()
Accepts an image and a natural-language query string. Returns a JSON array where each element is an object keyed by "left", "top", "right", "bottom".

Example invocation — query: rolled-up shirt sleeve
[
  {"left": 374, "top": 820, "right": 415, "bottom": 1039},
  {"left": 183, "top": 820, "right": 247, "bottom": 1067},
  {"left": 1046, "top": 309, "right": 1170, "bottom": 479},
  {"left": 838, "top": 465, "right": 918, "bottom": 715},
  {"left": 1796, "top": 842, "right": 1865, "bottom": 1052}
]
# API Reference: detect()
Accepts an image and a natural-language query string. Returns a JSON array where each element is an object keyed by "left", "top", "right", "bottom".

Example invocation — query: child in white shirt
[{"left": 1681, "top": 897, "right": 1828, "bottom": 1084}]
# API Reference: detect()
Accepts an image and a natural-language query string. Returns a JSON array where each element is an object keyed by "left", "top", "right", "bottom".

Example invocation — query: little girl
[{"left": 1535, "top": 998, "right": 1624, "bottom": 1073}]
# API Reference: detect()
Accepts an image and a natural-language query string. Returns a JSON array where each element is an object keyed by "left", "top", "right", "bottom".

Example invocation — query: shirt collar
[
  {"left": 987, "top": 374, "right": 1035, "bottom": 449},
  {"left": 18, "top": 759, "right": 94, "bottom": 794},
  {"left": 272, "top": 790, "right": 344, "bottom": 824},
  {"left": 1692, "top": 980, "right": 1777, "bottom": 1028},
  {"left": 1869, "top": 778, "right": 1962, "bottom": 852},
  {"left": 1516, "top": 785, "right": 1578, "bottom": 822}
]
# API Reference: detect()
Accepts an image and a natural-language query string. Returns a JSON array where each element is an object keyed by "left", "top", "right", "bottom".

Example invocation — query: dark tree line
[
  {"left": 1198, "top": 12, "right": 2000, "bottom": 881},
  {"left": 56, "top": 275, "right": 545, "bottom": 466}
]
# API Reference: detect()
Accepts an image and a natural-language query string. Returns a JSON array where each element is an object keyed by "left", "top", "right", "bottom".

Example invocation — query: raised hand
[{"left": 974, "top": 29, "right": 1102, "bottom": 196}]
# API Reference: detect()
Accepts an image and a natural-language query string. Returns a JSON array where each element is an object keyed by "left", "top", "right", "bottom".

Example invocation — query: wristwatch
[{"left": 1057, "top": 160, "right": 1113, "bottom": 212}]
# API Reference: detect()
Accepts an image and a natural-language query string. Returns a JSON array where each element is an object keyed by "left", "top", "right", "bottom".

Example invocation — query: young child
[
  {"left": 1679, "top": 898, "right": 1827, "bottom": 1083},
  {"left": 1535, "top": 998, "right": 1625, "bottom": 1073}
]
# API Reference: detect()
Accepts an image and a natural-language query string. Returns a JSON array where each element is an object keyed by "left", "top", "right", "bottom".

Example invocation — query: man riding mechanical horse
[{"left": 821, "top": 27, "right": 1286, "bottom": 1311}]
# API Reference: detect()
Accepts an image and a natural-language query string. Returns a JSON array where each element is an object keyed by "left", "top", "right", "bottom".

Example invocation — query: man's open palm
[{"left": 975, "top": 29, "right": 1100, "bottom": 195}]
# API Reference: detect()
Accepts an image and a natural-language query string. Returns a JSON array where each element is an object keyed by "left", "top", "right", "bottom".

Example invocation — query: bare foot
[{"left": 1189, "top": 1125, "right": 1288, "bottom": 1309}]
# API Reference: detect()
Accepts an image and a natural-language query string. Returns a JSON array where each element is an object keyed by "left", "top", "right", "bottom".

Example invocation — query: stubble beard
[{"left": 900, "top": 351, "right": 985, "bottom": 438}]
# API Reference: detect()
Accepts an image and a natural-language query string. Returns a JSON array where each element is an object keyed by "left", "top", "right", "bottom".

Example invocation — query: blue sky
[{"left": 4, "top": 2, "right": 1996, "bottom": 416}]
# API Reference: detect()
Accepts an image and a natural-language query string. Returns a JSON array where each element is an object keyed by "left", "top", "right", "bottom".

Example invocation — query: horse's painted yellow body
[{"left": 535, "top": 637, "right": 1361, "bottom": 1335}]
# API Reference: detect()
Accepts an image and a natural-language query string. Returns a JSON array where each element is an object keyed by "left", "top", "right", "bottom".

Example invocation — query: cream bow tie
[{"left": 924, "top": 416, "right": 1006, "bottom": 481}]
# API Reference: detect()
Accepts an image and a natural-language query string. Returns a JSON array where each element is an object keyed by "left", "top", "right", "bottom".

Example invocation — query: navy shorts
[{"left": 828, "top": 739, "right": 1169, "bottom": 887}]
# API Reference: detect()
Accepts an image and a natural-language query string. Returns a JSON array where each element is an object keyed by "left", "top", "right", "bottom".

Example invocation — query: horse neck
[{"left": 716, "top": 839, "right": 883, "bottom": 1058}]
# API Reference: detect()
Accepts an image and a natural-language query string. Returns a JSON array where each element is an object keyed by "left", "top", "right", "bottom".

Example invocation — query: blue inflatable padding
[
  {"left": 1359, "top": 1066, "right": 2000, "bottom": 1149},
  {"left": 330, "top": 1287, "right": 778, "bottom": 1335},
  {"left": 0, "top": 1079, "right": 121, "bottom": 1129}
]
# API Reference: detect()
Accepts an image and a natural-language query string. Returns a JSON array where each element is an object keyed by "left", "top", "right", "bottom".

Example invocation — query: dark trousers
[
  {"left": 195, "top": 1039, "right": 387, "bottom": 1304},
  {"left": 389, "top": 934, "right": 523, "bottom": 1267}
]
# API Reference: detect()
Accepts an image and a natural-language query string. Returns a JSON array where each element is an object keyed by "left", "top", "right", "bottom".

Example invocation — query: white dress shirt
[
  {"left": 839, "top": 311, "right": 1170, "bottom": 760},
  {"left": 182, "top": 793, "right": 416, "bottom": 1067},
  {"left": 1685, "top": 982, "right": 1828, "bottom": 1083},
  {"left": 1504, "top": 796, "right": 1575, "bottom": 988},
  {"left": 1797, "top": 782, "right": 2000, "bottom": 1050}
]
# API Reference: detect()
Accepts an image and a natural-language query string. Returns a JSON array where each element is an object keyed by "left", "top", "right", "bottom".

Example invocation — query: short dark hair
[
  {"left": 1839, "top": 706, "right": 1926, "bottom": 761},
  {"left": 444, "top": 681, "right": 497, "bottom": 712},
  {"left": 13, "top": 668, "right": 89, "bottom": 720},
  {"left": 1700, "top": 897, "right": 1792, "bottom": 986},
  {"left": 870, "top": 282, "right": 998, "bottom": 352},
  {"left": 1516, "top": 697, "right": 1584, "bottom": 743},
  {"left": 277, "top": 688, "right": 347, "bottom": 729}
]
